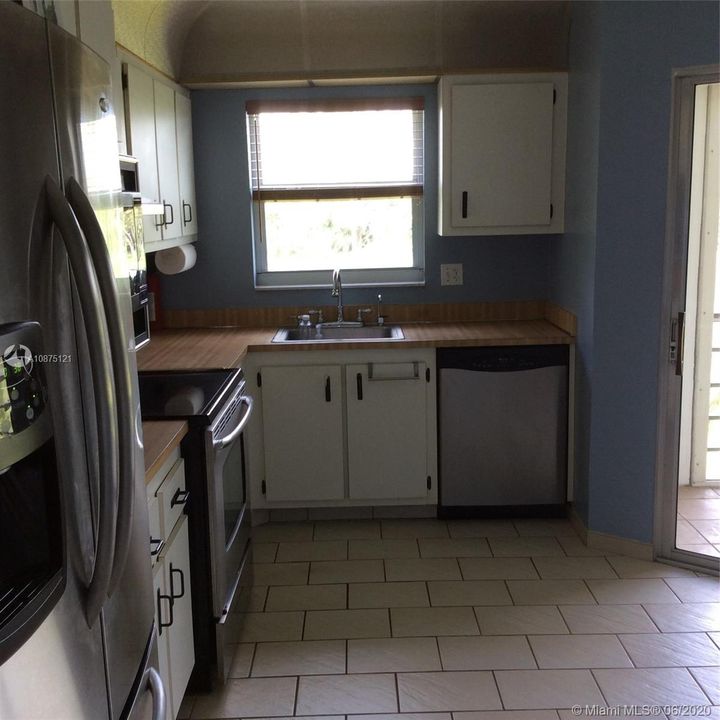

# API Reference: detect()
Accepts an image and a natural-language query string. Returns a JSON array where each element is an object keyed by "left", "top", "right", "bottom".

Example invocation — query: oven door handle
[{"left": 213, "top": 396, "right": 253, "bottom": 449}]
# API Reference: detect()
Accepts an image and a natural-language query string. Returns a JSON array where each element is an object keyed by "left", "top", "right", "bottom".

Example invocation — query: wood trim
[
  {"left": 159, "top": 300, "right": 574, "bottom": 331},
  {"left": 246, "top": 96, "right": 425, "bottom": 113},
  {"left": 116, "top": 44, "right": 187, "bottom": 93},
  {"left": 253, "top": 185, "right": 423, "bottom": 202},
  {"left": 543, "top": 301, "right": 577, "bottom": 335}
]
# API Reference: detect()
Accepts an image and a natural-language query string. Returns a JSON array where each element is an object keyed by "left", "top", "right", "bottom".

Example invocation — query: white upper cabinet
[
  {"left": 438, "top": 73, "right": 567, "bottom": 236},
  {"left": 125, "top": 64, "right": 163, "bottom": 245},
  {"left": 124, "top": 61, "right": 198, "bottom": 250},
  {"left": 175, "top": 93, "right": 198, "bottom": 237},
  {"left": 153, "top": 80, "right": 182, "bottom": 242}
]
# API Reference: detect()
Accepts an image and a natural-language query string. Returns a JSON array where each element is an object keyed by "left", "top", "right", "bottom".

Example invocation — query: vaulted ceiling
[{"left": 112, "top": 0, "right": 570, "bottom": 85}]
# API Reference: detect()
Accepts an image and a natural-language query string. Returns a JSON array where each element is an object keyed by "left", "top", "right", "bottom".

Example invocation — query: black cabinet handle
[
  {"left": 182, "top": 201, "right": 192, "bottom": 225},
  {"left": 171, "top": 488, "right": 190, "bottom": 508},
  {"left": 163, "top": 202, "right": 174, "bottom": 226},
  {"left": 356, "top": 372, "right": 363, "bottom": 400},
  {"left": 149, "top": 537, "right": 165, "bottom": 557},
  {"left": 169, "top": 564, "right": 185, "bottom": 600},
  {"left": 461, "top": 191, "right": 468, "bottom": 219},
  {"left": 156, "top": 587, "right": 174, "bottom": 635},
  {"left": 325, "top": 377, "right": 331, "bottom": 402}
]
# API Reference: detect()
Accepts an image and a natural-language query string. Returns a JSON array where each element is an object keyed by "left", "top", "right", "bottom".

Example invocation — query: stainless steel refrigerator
[{"left": 0, "top": 3, "right": 165, "bottom": 719}]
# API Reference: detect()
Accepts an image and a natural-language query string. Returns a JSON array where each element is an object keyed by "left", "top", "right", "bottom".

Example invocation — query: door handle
[
  {"left": 675, "top": 311, "right": 685, "bottom": 377},
  {"left": 213, "top": 396, "right": 253, "bottom": 449},
  {"left": 145, "top": 666, "right": 167, "bottom": 720},
  {"left": 325, "top": 376, "right": 331, "bottom": 402},
  {"left": 45, "top": 176, "right": 118, "bottom": 628},
  {"left": 67, "top": 178, "right": 135, "bottom": 597},
  {"left": 356, "top": 372, "right": 363, "bottom": 400},
  {"left": 461, "top": 191, "right": 468, "bottom": 219}
]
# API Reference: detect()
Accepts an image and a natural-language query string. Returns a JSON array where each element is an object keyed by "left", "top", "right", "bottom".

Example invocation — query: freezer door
[
  {"left": 124, "top": 625, "right": 168, "bottom": 720},
  {"left": 47, "top": 23, "right": 154, "bottom": 720},
  {"left": 0, "top": 4, "right": 110, "bottom": 720}
]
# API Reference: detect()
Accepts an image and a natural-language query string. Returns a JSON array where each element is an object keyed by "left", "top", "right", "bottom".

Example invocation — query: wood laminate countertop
[
  {"left": 137, "top": 320, "right": 572, "bottom": 372},
  {"left": 143, "top": 420, "right": 188, "bottom": 483}
]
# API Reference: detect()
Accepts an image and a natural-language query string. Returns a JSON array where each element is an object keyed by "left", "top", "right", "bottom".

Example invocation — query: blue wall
[
  {"left": 161, "top": 83, "right": 554, "bottom": 310},
  {"left": 549, "top": 1, "right": 602, "bottom": 526},
  {"left": 554, "top": 0, "right": 719, "bottom": 542},
  {"left": 162, "top": 0, "right": 720, "bottom": 546}
]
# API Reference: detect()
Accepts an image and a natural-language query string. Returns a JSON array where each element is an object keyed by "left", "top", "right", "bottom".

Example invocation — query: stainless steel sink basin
[{"left": 273, "top": 326, "right": 404, "bottom": 343}]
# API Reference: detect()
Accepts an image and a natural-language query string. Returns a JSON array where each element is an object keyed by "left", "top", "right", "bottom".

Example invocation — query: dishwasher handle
[{"left": 437, "top": 344, "right": 569, "bottom": 373}]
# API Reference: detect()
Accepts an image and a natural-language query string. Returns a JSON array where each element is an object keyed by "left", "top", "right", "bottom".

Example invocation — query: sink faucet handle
[
  {"left": 377, "top": 293, "right": 385, "bottom": 326},
  {"left": 356, "top": 307, "right": 372, "bottom": 324}
]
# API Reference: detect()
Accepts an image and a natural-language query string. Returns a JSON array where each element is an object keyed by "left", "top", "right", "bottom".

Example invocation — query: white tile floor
[
  {"left": 181, "top": 517, "right": 720, "bottom": 719},
  {"left": 677, "top": 485, "right": 720, "bottom": 557}
]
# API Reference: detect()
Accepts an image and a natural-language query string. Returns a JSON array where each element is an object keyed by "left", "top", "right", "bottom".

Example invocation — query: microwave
[{"left": 119, "top": 155, "right": 152, "bottom": 349}]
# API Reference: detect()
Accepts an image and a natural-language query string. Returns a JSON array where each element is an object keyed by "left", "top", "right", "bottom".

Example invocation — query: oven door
[{"left": 204, "top": 383, "right": 253, "bottom": 679}]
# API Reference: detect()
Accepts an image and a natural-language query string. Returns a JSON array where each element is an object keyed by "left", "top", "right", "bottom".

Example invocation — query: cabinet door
[
  {"left": 175, "top": 93, "right": 198, "bottom": 237},
  {"left": 164, "top": 516, "right": 194, "bottom": 720},
  {"left": 125, "top": 64, "right": 163, "bottom": 245},
  {"left": 152, "top": 560, "right": 172, "bottom": 720},
  {"left": 261, "top": 365, "right": 345, "bottom": 502},
  {"left": 153, "top": 80, "right": 182, "bottom": 241},
  {"left": 346, "top": 362, "right": 428, "bottom": 500},
  {"left": 450, "top": 82, "right": 554, "bottom": 229}
]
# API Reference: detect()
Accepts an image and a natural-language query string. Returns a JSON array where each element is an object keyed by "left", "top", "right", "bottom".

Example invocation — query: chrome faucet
[{"left": 331, "top": 268, "right": 344, "bottom": 322}]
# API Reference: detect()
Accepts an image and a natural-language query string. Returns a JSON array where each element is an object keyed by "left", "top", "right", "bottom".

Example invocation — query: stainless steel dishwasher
[{"left": 438, "top": 345, "right": 569, "bottom": 516}]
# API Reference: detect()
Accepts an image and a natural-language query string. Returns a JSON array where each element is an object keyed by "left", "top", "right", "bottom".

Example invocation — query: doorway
[{"left": 656, "top": 65, "right": 720, "bottom": 571}]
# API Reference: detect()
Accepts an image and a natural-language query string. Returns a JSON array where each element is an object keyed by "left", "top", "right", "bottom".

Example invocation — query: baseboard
[
  {"left": 568, "top": 506, "right": 654, "bottom": 560},
  {"left": 587, "top": 530, "right": 654, "bottom": 560},
  {"left": 568, "top": 505, "right": 588, "bottom": 543}
]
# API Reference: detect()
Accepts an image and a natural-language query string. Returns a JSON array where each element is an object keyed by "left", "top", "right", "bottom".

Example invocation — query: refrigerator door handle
[
  {"left": 66, "top": 178, "right": 135, "bottom": 595},
  {"left": 145, "top": 667, "right": 167, "bottom": 720},
  {"left": 44, "top": 176, "right": 119, "bottom": 626}
]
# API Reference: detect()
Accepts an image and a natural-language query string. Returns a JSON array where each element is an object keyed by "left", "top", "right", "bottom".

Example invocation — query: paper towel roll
[{"left": 155, "top": 243, "right": 197, "bottom": 275}]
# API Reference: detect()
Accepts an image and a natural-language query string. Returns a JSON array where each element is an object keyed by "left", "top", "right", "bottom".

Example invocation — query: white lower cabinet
[
  {"left": 251, "top": 349, "right": 437, "bottom": 507},
  {"left": 261, "top": 365, "right": 344, "bottom": 502},
  {"left": 152, "top": 560, "right": 172, "bottom": 720},
  {"left": 346, "top": 362, "right": 429, "bottom": 500},
  {"left": 146, "top": 447, "right": 194, "bottom": 720},
  {"left": 162, "top": 517, "right": 194, "bottom": 718}
]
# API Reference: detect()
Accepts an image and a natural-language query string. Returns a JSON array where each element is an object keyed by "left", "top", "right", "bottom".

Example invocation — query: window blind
[{"left": 247, "top": 97, "right": 424, "bottom": 202}]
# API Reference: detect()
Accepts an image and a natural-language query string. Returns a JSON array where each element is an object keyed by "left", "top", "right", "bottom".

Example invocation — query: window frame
[{"left": 247, "top": 96, "right": 426, "bottom": 289}]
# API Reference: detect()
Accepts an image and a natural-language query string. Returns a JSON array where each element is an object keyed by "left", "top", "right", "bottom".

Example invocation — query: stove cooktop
[{"left": 138, "top": 369, "right": 241, "bottom": 420}]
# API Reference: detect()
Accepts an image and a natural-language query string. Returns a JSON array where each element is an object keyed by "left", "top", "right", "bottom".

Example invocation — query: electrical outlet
[{"left": 440, "top": 263, "right": 463, "bottom": 286}]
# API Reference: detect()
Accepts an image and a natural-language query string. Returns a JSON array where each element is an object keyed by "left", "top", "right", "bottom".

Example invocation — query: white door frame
[{"left": 654, "top": 64, "right": 720, "bottom": 571}]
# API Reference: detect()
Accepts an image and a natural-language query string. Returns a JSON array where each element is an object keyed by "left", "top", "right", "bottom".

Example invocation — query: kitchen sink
[{"left": 273, "top": 326, "right": 405, "bottom": 343}]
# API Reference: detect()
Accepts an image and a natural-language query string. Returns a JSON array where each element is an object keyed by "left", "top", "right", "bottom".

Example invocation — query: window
[{"left": 247, "top": 97, "right": 425, "bottom": 288}]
